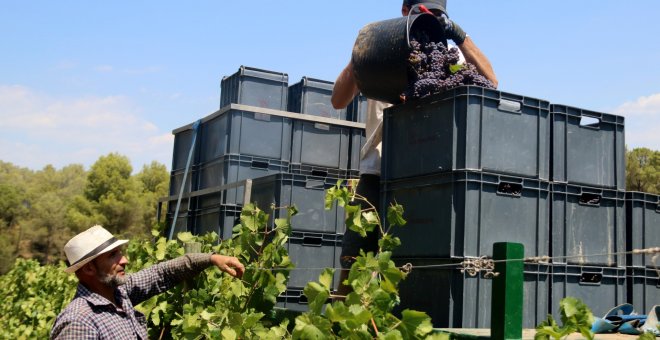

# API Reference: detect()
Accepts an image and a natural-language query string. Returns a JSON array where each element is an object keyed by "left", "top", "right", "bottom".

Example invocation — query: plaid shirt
[{"left": 51, "top": 253, "right": 213, "bottom": 339}]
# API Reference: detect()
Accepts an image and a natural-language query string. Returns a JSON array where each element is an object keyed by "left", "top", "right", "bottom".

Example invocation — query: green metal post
[{"left": 490, "top": 242, "right": 524, "bottom": 340}]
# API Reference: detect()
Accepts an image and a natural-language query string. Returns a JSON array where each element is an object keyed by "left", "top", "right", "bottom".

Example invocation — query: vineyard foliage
[
  {"left": 0, "top": 181, "right": 448, "bottom": 339},
  {"left": 0, "top": 259, "right": 77, "bottom": 339}
]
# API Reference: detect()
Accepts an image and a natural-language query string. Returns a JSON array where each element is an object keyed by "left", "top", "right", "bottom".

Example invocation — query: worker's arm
[
  {"left": 442, "top": 15, "right": 498, "bottom": 88},
  {"left": 457, "top": 36, "right": 498, "bottom": 88},
  {"left": 331, "top": 60, "right": 360, "bottom": 109}
]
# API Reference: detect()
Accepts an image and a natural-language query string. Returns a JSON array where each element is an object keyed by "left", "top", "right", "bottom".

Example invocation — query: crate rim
[{"left": 173, "top": 103, "right": 364, "bottom": 134}]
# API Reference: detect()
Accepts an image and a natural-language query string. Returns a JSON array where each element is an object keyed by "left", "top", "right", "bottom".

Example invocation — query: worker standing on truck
[
  {"left": 330, "top": 0, "right": 498, "bottom": 298},
  {"left": 51, "top": 225, "right": 244, "bottom": 339}
]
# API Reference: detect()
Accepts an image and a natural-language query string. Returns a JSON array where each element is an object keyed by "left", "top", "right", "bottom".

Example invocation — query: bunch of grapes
[{"left": 403, "top": 38, "right": 495, "bottom": 101}]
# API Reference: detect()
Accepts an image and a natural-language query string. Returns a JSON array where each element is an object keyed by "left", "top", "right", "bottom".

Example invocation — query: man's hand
[
  {"left": 210, "top": 254, "right": 245, "bottom": 278},
  {"left": 438, "top": 14, "right": 467, "bottom": 45}
]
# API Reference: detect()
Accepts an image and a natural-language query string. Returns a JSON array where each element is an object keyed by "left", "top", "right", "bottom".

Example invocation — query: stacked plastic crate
[
  {"left": 166, "top": 66, "right": 292, "bottom": 239},
  {"left": 548, "top": 104, "right": 627, "bottom": 321},
  {"left": 165, "top": 66, "right": 367, "bottom": 311},
  {"left": 268, "top": 76, "right": 363, "bottom": 310},
  {"left": 625, "top": 192, "right": 659, "bottom": 315},
  {"left": 380, "top": 86, "right": 552, "bottom": 328},
  {"left": 273, "top": 82, "right": 368, "bottom": 311}
]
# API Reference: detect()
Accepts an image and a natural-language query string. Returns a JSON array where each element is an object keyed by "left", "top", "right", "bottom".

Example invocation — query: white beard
[{"left": 98, "top": 272, "right": 127, "bottom": 288}]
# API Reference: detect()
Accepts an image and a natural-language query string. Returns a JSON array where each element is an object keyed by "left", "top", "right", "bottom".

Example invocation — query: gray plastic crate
[
  {"left": 193, "top": 204, "right": 242, "bottom": 240},
  {"left": 393, "top": 258, "right": 550, "bottom": 328},
  {"left": 288, "top": 77, "right": 347, "bottom": 120},
  {"left": 382, "top": 86, "right": 550, "bottom": 181},
  {"left": 627, "top": 266, "right": 659, "bottom": 314},
  {"left": 276, "top": 289, "right": 334, "bottom": 313},
  {"left": 551, "top": 104, "right": 625, "bottom": 190},
  {"left": 286, "top": 231, "right": 342, "bottom": 290},
  {"left": 382, "top": 171, "right": 550, "bottom": 259},
  {"left": 348, "top": 94, "right": 367, "bottom": 123},
  {"left": 291, "top": 117, "right": 351, "bottom": 170},
  {"left": 552, "top": 183, "right": 625, "bottom": 267},
  {"left": 349, "top": 127, "right": 366, "bottom": 173},
  {"left": 551, "top": 264, "right": 626, "bottom": 320},
  {"left": 250, "top": 173, "right": 345, "bottom": 234},
  {"left": 220, "top": 66, "right": 288, "bottom": 110},
  {"left": 289, "top": 163, "right": 352, "bottom": 180},
  {"left": 169, "top": 168, "right": 195, "bottom": 196},
  {"left": 276, "top": 289, "right": 309, "bottom": 312},
  {"left": 197, "top": 154, "right": 289, "bottom": 205},
  {"left": 165, "top": 211, "right": 192, "bottom": 237},
  {"left": 626, "top": 192, "right": 660, "bottom": 267},
  {"left": 172, "top": 128, "right": 197, "bottom": 171},
  {"left": 199, "top": 107, "right": 292, "bottom": 162}
]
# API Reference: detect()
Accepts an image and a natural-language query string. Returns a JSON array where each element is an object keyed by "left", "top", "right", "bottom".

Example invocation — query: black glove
[{"left": 438, "top": 14, "right": 466, "bottom": 45}]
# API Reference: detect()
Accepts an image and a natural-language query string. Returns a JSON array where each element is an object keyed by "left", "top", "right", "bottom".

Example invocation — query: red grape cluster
[{"left": 403, "top": 38, "right": 495, "bottom": 101}]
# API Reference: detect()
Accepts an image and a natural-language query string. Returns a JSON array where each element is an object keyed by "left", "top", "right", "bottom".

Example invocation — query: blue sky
[{"left": 1, "top": 1, "right": 659, "bottom": 172}]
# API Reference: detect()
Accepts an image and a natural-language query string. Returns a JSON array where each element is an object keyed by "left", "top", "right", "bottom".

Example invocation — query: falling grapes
[{"left": 403, "top": 38, "right": 495, "bottom": 101}]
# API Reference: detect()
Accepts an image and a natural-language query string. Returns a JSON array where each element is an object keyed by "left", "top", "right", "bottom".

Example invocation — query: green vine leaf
[
  {"left": 177, "top": 232, "right": 194, "bottom": 243},
  {"left": 378, "top": 234, "right": 401, "bottom": 252},
  {"left": 318, "top": 268, "right": 334, "bottom": 291},
  {"left": 221, "top": 328, "right": 237, "bottom": 340},
  {"left": 293, "top": 314, "right": 333, "bottom": 339},
  {"left": 386, "top": 203, "right": 406, "bottom": 228},
  {"left": 398, "top": 309, "right": 434, "bottom": 339},
  {"left": 449, "top": 63, "right": 463, "bottom": 74}
]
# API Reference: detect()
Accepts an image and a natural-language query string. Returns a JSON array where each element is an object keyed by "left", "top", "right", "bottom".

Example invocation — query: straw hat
[{"left": 64, "top": 225, "right": 128, "bottom": 273}]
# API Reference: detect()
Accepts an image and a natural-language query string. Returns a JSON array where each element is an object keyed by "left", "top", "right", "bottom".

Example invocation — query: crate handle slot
[
  {"left": 498, "top": 99, "right": 522, "bottom": 114},
  {"left": 655, "top": 202, "right": 659, "bottom": 213},
  {"left": 302, "top": 235, "right": 323, "bottom": 247},
  {"left": 579, "top": 272, "right": 603, "bottom": 286},
  {"left": 314, "top": 123, "right": 331, "bottom": 131},
  {"left": 251, "top": 160, "right": 269, "bottom": 169},
  {"left": 497, "top": 182, "right": 522, "bottom": 197},
  {"left": 305, "top": 179, "right": 325, "bottom": 190},
  {"left": 579, "top": 193, "right": 601, "bottom": 206},
  {"left": 254, "top": 112, "right": 271, "bottom": 122},
  {"left": 579, "top": 116, "right": 601, "bottom": 128},
  {"left": 311, "top": 169, "right": 329, "bottom": 178}
]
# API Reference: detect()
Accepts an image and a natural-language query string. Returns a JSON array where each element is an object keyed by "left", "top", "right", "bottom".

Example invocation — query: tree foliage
[
  {"left": 0, "top": 154, "right": 169, "bottom": 274},
  {"left": 626, "top": 147, "right": 660, "bottom": 194}
]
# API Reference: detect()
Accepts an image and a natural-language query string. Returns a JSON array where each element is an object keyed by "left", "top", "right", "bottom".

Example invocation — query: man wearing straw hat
[
  {"left": 331, "top": 0, "right": 498, "bottom": 298},
  {"left": 51, "top": 225, "right": 245, "bottom": 339}
]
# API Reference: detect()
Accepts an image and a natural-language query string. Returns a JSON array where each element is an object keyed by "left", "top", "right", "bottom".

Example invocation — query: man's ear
[
  {"left": 80, "top": 261, "right": 97, "bottom": 276},
  {"left": 402, "top": 5, "right": 409, "bottom": 16}
]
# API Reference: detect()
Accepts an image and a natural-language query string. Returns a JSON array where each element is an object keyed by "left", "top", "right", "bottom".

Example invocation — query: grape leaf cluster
[{"left": 403, "top": 38, "right": 495, "bottom": 101}]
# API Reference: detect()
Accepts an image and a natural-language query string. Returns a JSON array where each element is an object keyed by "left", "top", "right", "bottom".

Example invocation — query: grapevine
[{"left": 0, "top": 188, "right": 445, "bottom": 339}]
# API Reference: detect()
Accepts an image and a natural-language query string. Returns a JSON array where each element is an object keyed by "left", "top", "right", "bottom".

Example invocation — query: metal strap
[{"left": 169, "top": 119, "right": 201, "bottom": 240}]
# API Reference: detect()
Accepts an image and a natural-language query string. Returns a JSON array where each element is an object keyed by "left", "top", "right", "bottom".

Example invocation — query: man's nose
[{"left": 119, "top": 256, "right": 129, "bottom": 266}]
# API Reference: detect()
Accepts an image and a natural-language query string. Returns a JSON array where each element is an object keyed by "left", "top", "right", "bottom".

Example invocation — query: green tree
[
  {"left": 0, "top": 161, "right": 31, "bottom": 227},
  {"left": 626, "top": 147, "right": 660, "bottom": 194},
  {"left": 0, "top": 183, "right": 28, "bottom": 228},
  {"left": 135, "top": 161, "right": 169, "bottom": 231},
  {"left": 0, "top": 156, "right": 165, "bottom": 271},
  {"left": 0, "top": 162, "right": 32, "bottom": 273},
  {"left": 19, "top": 164, "right": 87, "bottom": 264},
  {"left": 70, "top": 153, "right": 147, "bottom": 238},
  {"left": 85, "top": 153, "right": 134, "bottom": 202}
]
